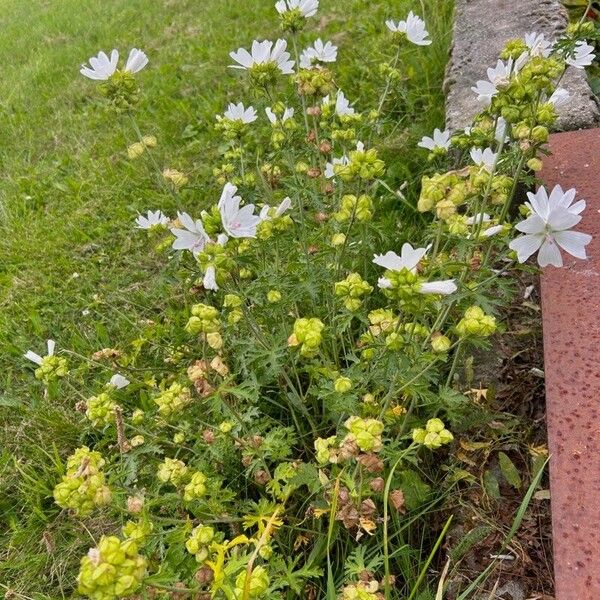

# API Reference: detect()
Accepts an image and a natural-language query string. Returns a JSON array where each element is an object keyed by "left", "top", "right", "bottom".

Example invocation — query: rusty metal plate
[{"left": 540, "top": 128, "right": 600, "bottom": 600}]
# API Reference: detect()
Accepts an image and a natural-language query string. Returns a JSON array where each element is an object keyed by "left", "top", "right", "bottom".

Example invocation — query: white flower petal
[
  {"left": 509, "top": 234, "right": 543, "bottom": 263},
  {"left": 419, "top": 279, "right": 457, "bottom": 295},
  {"left": 24, "top": 351, "right": 43, "bottom": 366},
  {"left": 109, "top": 374, "right": 130, "bottom": 389}
]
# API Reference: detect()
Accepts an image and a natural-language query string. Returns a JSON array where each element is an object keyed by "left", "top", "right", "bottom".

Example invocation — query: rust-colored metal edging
[{"left": 540, "top": 128, "right": 600, "bottom": 600}]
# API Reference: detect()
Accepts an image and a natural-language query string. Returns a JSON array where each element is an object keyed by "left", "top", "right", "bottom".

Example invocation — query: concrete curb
[{"left": 444, "top": 0, "right": 599, "bottom": 132}]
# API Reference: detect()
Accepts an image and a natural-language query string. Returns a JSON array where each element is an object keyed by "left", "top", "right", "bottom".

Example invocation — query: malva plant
[{"left": 19, "top": 3, "right": 597, "bottom": 599}]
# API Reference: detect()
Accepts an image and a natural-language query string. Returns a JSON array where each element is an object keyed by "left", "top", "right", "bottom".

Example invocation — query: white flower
[
  {"left": 80, "top": 50, "right": 119, "bottom": 80},
  {"left": 566, "top": 41, "right": 595, "bottom": 69},
  {"left": 299, "top": 39, "right": 337, "bottom": 68},
  {"left": 24, "top": 340, "right": 56, "bottom": 365},
  {"left": 417, "top": 128, "right": 451, "bottom": 151},
  {"left": 218, "top": 183, "right": 261, "bottom": 238},
  {"left": 260, "top": 197, "right": 292, "bottom": 220},
  {"left": 471, "top": 58, "right": 521, "bottom": 105},
  {"left": 80, "top": 48, "right": 148, "bottom": 80},
  {"left": 229, "top": 39, "right": 295, "bottom": 74},
  {"left": 373, "top": 245, "right": 456, "bottom": 295},
  {"left": 482, "top": 224, "right": 505, "bottom": 238},
  {"left": 385, "top": 12, "right": 431, "bottom": 46},
  {"left": 470, "top": 147, "right": 498, "bottom": 172},
  {"left": 509, "top": 185, "right": 592, "bottom": 267},
  {"left": 265, "top": 106, "right": 294, "bottom": 124},
  {"left": 419, "top": 280, "right": 457, "bottom": 295},
  {"left": 471, "top": 80, "right": 498, "bottom": 106},
  {"left": 325, "top": 155, "right": 349, "bottom": 179},
  {"left": 466, "top": 213, "right": 491, "bottom": 226},
  {"left": 524, "top": 184, "right": 586, "bottom": 218},
  {"left": 373, "top": 243, "right": 428, "bottom": 273},
  {"left": 135, "top": 210, "right": 169, "bottom": 229},
  {"left": 275, "top": 0, "right": 318, "bottom": 17},
  {"left": 223, "top": 102, "right": 258, "bottom": 123},
  {"left": 548, "top": 88, "right": 570, "bottom": 108},
  {"left": 203, "top": 266, "right": 219, "bottom": 291},
  {"left": 124, "top": 48, "right": 149, "bottom": 73},
  {"left": 322, "top": 90, "right": 355, "bottom": 116},
  {"left": 495, "top": 117, "right": 509, "bottom": 143},
  {"left": 171, "top": 212, "right": 210, "bottom": 256},
  {"left": 109, "top": 374, "right": 130, "bottom": 389},
  {"left": 524, "top": 32, "right": 553, "bottom": 58}
]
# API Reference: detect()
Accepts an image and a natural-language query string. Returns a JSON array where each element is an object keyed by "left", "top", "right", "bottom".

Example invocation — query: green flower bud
[
  {"left": 154, "top": 383, "right": 192, "bottom": 418},
  {"left": 431, "top": 333, "right": 452, "bottom": 353},
  {"left": 183, "top": 471, "right": 207, "bottom": 502},
  {"left": 334, "top": 376, "right": 353, "bottom": 393},
  {"left": 157, "top": 457, "right": 188, "bottom": 487},
  {"left": 77, "top": 535, "right": 146, "bottom": 599},
  {"left": 267, "top": 290, "right": 282, "bottom": 303},
  {"left": 456, "top": 305, "right": 497, "bottom": 338},
  {"left": 235, "top": 566, "right": 270, "bottom": 598}
]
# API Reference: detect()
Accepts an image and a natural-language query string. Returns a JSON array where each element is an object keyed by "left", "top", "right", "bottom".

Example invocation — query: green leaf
[
  {"left": 483, "top": 470, "right": 500, "bottom": 499},
  {"left": 397, "top": 469, "right": 431, "bottom": 510},
  {"left": 498, "top": 452, "right": 522, "bottom": 490}
]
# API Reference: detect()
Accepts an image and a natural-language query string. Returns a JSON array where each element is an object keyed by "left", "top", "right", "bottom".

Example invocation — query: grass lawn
[{"left": 0, "top": 0, "right": 453, "bottom": 595}]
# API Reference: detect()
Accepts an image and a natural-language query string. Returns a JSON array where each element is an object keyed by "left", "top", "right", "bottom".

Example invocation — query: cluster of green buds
[
  {"left": 154, "top": 382, "right": 192, "bottom": 418},
  {"left": 34, "top": 355, "right": 69, "bottom": 385},
  {"left": 127, "top": 135, "right": 157, "bottom": 159},
  {"left": 418, "top": 171, "right": 470, "bottom": 218},
  {"left": 122, "top": 519, "right": 153, "bottom": 543},
  {"left": 412, "top": 418, "right": 454, "bottom": 450},
  {"left": 186, "top": 303, "right": 221, "bottom": 335},
  {"left": 198, "top": 242, "right": 235, "bottom": 287},
  {"left": 183, "top": 471, "right": 208, "bottom": 501},
  {"left": 278, "top": 7, "right": 308, "bottom": 33},
  {"left": 314, "top": 436, "right": 338, "bottom": 465},
  {"left": 260, "top": 162, "right": 283, "bottom": 186},
  {"left": 234, "top": 566, "right": 270, "bottom": 599},
  {"left": 378, "top": 60, "right": 402, "bottom": 85},
  {"left": 359, "top": 309, "right": 399, "bottom": 360},
  {"left": 494, "top": 48, "right": 563, "bottom": 125},
  {"left": 99, "top": 71, "right": 140, "bottom": 110},
  {"left": 53, "top": 447, "right": 111, "bottom": 517},
  {"left": 456, "top": 305, "right": 497, "bottom": 338},
  {"left": 334, "top": 376, "right": 353, "bottom": 393},
  {"left": 213, "top": 163, "right": 235, "bottom": 186},
  {"left": 77, "top": 535, "right": 147, "bottom": 600},
  {"left": 430, "top": 332, "right": 452, "bottom": 353},
  {"left": 257, "top": 207, "right": 294, "bottom": 240},
  {"left": 157, "top": 457, "right": 189, "bottom": 487},
  {"left": 368, "top": 309, "right": 398, "bottom": 336},
  {"left": 334, "top": 194, "right": 374, "bottom": 223},
  {"left": 223, "top": 294, "right": 244, "bottom": 324},
  {"left": 377, "top": 267, "right": 422, "bottom": 305},
  {"left": 215, "top": 115, "right": 252, "bottom": 140},
  {"left": 336, "top": 145, "right": 385, "bottom": 182},
  {"left": 344, "top": 417, "right": 384, "bottom": 452},
  {"left": 384, "top": 322, "right": 429, "bottom": 351},
  {"left": 468, "top": 168, "right": 513, "bottom": 206},
  {"left": 185, "top": 524, "right": 215, "bottom": 562},
  {"left": 162, "top": 168, "right": 189, "bottom": 188},
  {"left": 287, "top": 318, "right": 325, "bottom": 358},
  {"left": 334, "top": 273, "right": 373, "bottom": 311},
  {"left": 266, "top": 102, "right": 297, "bottom": 144},
  {"left": 341, "top": 580, "right": 380, "bottom": 600},
  {"left": 86, "top": 391, "right": 117, "bottom": 428},
  {"left": 295, "top": 67, "right": 335, "bottom": 96},
  {"left": 249, "top": 62, "right": 282, "bottom": 89}
]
